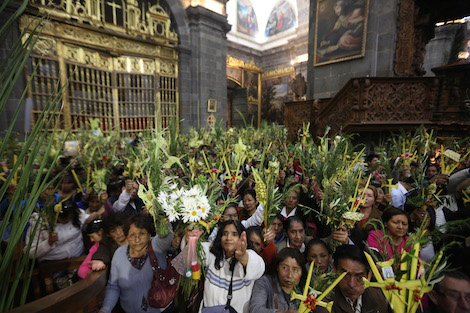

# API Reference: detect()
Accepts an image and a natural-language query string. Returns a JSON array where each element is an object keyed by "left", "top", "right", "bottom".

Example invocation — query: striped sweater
[{"left": 201, "top": 242, "right": 265, "bottom": 313}]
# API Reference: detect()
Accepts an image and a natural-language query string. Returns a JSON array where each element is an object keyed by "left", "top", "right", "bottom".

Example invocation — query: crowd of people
[{"left": 1, "top": 127, "right": 470, "bottom": 313}]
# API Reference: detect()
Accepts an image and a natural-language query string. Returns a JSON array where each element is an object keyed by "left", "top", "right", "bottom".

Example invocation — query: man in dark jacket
[
  {"left": 424, "top": 271, "right": 470, "bottom": 313},
  {"left": 315, "top": 245, "right": 391, "bottom": 313}
]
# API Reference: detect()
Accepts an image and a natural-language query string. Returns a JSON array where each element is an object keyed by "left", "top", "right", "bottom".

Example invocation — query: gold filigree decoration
[
  {"left": 227, "top": 55, "right": 262, "bottom": 72},
  {"left": 160, "top": 62, "right": 176, "bottom": 75},
  {"left": 19, "top": 15, "right": 175, "bottom": 62},
  {"left": 19, "top": 14, "right": 55, "bottom": 34},
  {"left": 29, "top": 36, "right": 57, "bottom": 57},
  {"left": 114, "top": 56, "right": 156, "bottom": 74},
  {"left": 64, "top": 44, "right": 112, "bottom": 69},
  {"left": 261, "top": 67, "right": 295, "bottom": 79},
  {"left": 28, "top": 0, "right": 178, "bottom": 45}
]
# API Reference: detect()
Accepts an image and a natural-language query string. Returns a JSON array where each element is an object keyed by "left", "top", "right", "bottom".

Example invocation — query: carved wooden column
[
  {"left": 395, "top": 0, "right": 416, "bottom": 76},
  {"left": 394, "top": 0, "right": 434, "bottom": 76}
]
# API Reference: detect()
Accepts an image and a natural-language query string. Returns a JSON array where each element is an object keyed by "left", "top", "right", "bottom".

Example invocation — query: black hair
[
  {"left": 283, "top": 215, "right": 305, "bottom": 232},
  {"left": 222, "top": 203, "right": 239, "bottom": 222},
  {"left": 107, "top": 180, "right": 123, "bottom": 194},
  {"left": 84, "top": 190, "right": 99, "bottom": 204},
  {"left": 305, "top": 239, "right": 332, "bottom": 257},
  {"left": 333, "top": 244, "right": 369, "bottom": 271},
  {"left": 273, "top": 247, "right": 306, "bottom": 286},
  {"left": 58, "top": 199, "right": 81, "bottom": 229},
  {"left": 425, "top": 164, "right": 441, "bottom": 176},
  {"left": 366, "top": 154, "right": 379, "bottom": 163},
  {"left": 210, "top": 220, "right": 246, "bottom": 270},
  {"left": 382, "top": 207, "right": 408, "bottom": 223},
  {"left": 123, "top": 213, "right": 155, "bottom": 236},
  {"left": 85, "top": 218, "right": 103, "bottom": 234},
  {"left": 435, "top": 270, "right": 470, "bottom": 292},
  {"left": 272, "top": 213, "right": 284, "bottom": 224},
  {"left": 243, "top": 189, "right": 257, "bottom": 200},
  {"left": 246, "top": 226, "right": 263, "bottom": 243},
  {"left": 102, "top": 211, "right": 128, "bottom": 234}
]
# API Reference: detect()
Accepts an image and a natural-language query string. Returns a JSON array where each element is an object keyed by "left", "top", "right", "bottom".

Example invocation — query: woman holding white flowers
[
  {"left": 98, "top": 213, "right": 174, "bottom": 313},
  {"left": 201, "top": 220, "right": 265, "bottom": 313}
]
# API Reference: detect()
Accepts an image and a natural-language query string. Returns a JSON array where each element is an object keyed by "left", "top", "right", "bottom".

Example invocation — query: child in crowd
[{"left": 78, "top": 219, "right": 104, "bottom": 278}]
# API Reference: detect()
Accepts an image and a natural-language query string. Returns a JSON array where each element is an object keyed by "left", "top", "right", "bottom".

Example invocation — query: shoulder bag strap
[
  {"left": 147, "top": 241, "right": 159, "bottom": 270},
  {"left": 225, "top": 260, "right": 235, "bottom": 310}
]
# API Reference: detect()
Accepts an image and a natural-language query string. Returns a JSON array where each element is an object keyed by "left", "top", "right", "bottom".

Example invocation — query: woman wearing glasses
[
  {"left": 249, "top": 248, "right": 305, "bottom": 313},
  {"left": 99, "top": 213, "right": 174, "bottom": 313}
]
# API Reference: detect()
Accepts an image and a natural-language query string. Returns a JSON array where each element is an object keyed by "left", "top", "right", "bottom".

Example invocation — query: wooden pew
[
  {"left": 37, "top": 255, "right": 87, "bottom": 296},
  {"left": 7, "top": 270, "right": 107, "bottom": 313}
]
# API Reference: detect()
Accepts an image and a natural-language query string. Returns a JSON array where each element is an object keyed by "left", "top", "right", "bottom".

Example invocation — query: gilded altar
[{"left": 21, "top": 0, "right": 179, "bottom": 132}]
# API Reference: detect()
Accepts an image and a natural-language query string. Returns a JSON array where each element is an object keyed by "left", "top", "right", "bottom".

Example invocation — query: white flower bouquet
[{"left": 157, "top": 184, "right": 211, "bottom": 223}]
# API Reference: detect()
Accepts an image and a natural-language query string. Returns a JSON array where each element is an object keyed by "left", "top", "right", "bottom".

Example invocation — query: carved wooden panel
[
  {"left": 284, "top": 100, "right": 315, "bottom": 142},
  {"left": 314, "top": 78, "right": 441, "bottom": 136},
  {"left": 362, "top": 82, "right": 434, "bottom": 121}
]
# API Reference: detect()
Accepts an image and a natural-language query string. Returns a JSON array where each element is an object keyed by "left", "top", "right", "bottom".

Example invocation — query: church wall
[
  {"left": 185, "top": 5, "right": 231, "bottom": 131},
  {"left": 423, "top": 23, "right": 461, "bottom": 76},
  {"left": 307, "top": 0, "right": 399, "bottom": 100},
  {"left": 0, "top": 8, "right": 27, "bottom": 135}
]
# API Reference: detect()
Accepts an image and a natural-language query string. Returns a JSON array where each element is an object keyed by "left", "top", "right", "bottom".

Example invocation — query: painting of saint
[
  {"left": 265, "top": 0, "right": 297, "bottom": 37},
  {"left": 237, "top": 0, "right": 258, "bottom": 37},
  {"left": 244, "top": 71, "right": 259, "bottom": 101},
  {"left": 314, "top": 0, "right": 369, "bottom": 66},
  {"left": 262, "top": 73, "right": 294, "bottom": 124}
]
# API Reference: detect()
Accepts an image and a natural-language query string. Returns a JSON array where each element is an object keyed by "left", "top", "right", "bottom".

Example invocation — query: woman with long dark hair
[
  {"left": 26, "top": 199, "right": 90, "bottom": 261},
  {"left": 201, "top": 220, "right": 265, "bottom": 313}
]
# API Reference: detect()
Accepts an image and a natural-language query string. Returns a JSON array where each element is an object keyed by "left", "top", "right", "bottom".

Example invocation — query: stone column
[{"left": 183, "top": 5, "right": 231, "bottom": 132}]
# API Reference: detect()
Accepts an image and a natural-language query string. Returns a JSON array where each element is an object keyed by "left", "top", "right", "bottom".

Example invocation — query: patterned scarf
[{"left": 126, "top": 245, "right": 149, "bottom": 270}]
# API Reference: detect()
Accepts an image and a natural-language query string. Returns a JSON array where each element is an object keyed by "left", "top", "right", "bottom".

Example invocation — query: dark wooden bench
[
  {"left": 37, "top": 255, "right": 87, "bottom": 296},
  {"left": 7, "top": 270, "right": 107, "bottom": 313}
]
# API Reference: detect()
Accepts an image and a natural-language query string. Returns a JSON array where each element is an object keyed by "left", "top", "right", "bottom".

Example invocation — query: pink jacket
[{"left": 78, "top": 242, "right": 99, "bottom": 278}]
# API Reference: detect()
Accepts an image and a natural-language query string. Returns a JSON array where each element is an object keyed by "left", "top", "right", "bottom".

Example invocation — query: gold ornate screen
[
  {"left": 28, "top": 56, "right": 63, "bottom": 127},
  {"left": 20, "top": 0, "right": 178, "bottom": 132}
]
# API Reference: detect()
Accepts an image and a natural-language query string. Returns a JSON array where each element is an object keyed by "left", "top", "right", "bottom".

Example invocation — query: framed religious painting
[
  {"left": 243, "top": 71, "right": 259, "bottom": 101},
  {"left": 261, "top": 67, "right": 295, "bottom": 125},
  {"left": 314, "top": 0, "right": 369, "bottom": 66}
]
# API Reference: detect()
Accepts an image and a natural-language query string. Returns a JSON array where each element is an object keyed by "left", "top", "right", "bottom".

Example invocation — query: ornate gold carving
[
  {"left": 19, "top": 14, "right": 56, "bottom": 34},
  {"left": 113, "top": 55, "right": 156, "bottom": 74},
  {"left": 160, "top": 61, "right": 176, "bottom": 75},
  {"left": 64, "top": 44, "right": 113, "bottom": 69},
  {"left": 20, "top": 15, "right": 176, "bottom": 60},
  {"left": 22, "top": 1, "right": 179, "bottom": 133},
  {"left": 226, "top": 55, "right": 262, "bottom": 72},
  {"left": 30, "top": 36, "right": 57, "bottom": 57},
  {"left": 28, "top": 0, "right": 178, "bottom": 45},
  {"left": 261, "top": 67, "right": 295, "bottom": 79}
]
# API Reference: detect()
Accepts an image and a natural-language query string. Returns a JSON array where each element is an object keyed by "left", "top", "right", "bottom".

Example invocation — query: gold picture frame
[
  {"left": 207, "top": 99, "right": 217, "bottom": 113},
  {"left": 314, "top": 0, "right": 369, "bottom": 66}
]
